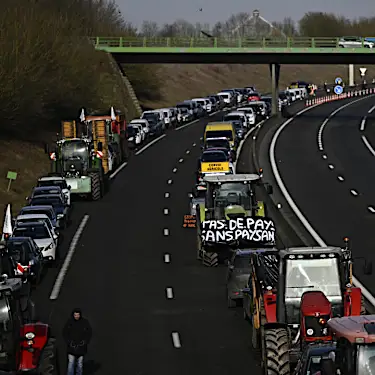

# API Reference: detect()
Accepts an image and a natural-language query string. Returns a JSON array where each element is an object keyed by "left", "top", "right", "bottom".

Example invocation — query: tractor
[
  {"left": 242, "top": 246, "right": 372, "bottom": 375},
  {"left": 45, "top": 108, "right": 128, "bottom": 201},
  {"left": 0, "top": 270, "right": 57, "bottom": 374},
  {"left": 195, "top": 174, "right": 274, "bottom": 266}
]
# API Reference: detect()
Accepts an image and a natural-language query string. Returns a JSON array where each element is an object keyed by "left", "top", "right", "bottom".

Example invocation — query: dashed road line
[
  {"left": 171, "top": 332, "right": 181, "bottom": 348},
  {"left": 192, "top": 143, "right": 196, "bottom": 147},
  {"left": 360, "top": 116, "right": 367, "bottom": 131},
  {"left": 50, "top": 215, "right": 90, "bottom": 300},
  {"left": 165, "top": 192, "right": 170, "bottom": 198},
  {"left": 322, "top": 154, "right": 327, "bottom": 159},
  {"left": 179, "top": 158, "right": 183, "bottom": 163},
  {"left": 163, "top": 228, "right": 169, "bottom": 236},
  {"left": 164, "top": 208, "right": 169, "bottom": 215},
  {"left": 186, "top": 150, "right": 190, "bottom": 154},
  {"left": 362, "top": 135, "right": 375, "bottom": 157},
  {"left": 328, "top": 164, "right": 334, "bottom": 169},
  {"left": 172, "top": 168, "right": 177, "bottom": 173},
  {"left": 166, "top": 287, "right": 174, "bottom": 299},
  {"left": 338, "top": 176, "right": 345, "bottom": 181},
  {"left": 164, "top": 253, "right": 171, "bottom": 263},
  {"left": 368, "top": 206, "right": 375, "bottom": 213},
  {"left": 135, "top": 134, "right": 166, "bottom": 155},
  {"left": 350, "top": 189, "right": 359, "bottom": 196},
  {"left": 167, "top": 179, "right": 173, "bottom": 184},
  {"left": 369, "top": 105, "right": 375, "bottom": 114},
  {"left": 109, "top": 162, "right": 128, "bottom": 179}
]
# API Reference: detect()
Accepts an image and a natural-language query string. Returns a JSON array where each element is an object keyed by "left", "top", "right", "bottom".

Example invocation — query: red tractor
[
  {"left": 0, "top": 273, "right": 57, "bottom": 374},
  {"left": 242, "top": 245, "right": 371, "bottom": 375}
]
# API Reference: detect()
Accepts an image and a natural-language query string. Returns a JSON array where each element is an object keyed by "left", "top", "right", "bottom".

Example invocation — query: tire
[
  {"left": 37, "top": 338, "right": 58, "bottom": 375},
  {"left": 89, "top": 171, "right": 101, "bottom": 201},
  {"left": 264, "top": 328, "right": 290, "bottom": 375}
]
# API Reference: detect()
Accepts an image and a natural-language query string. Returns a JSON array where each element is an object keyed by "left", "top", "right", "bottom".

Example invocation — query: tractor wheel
[
  {"left": 37, "top": 338, "right": 58, "bottom": 375},
  {"left": 89, "top": 171, "right": 101, "bottom": 201},
  {"left": 264, "top": 328, "right": 290, "bottom": 375}
]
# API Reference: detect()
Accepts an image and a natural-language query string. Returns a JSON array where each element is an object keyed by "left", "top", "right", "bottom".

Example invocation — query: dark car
[
  {"left": 27, "top": 186, "right": 66, "bottom": 205},
  {"left": 19, "top": 205, "right": 58, "bottom": 229},
  {"left": 207, "top": 96, "right": 219, "bottom": 111},
  {"left": 6, "top": 237, "right": 44, "bottom": 284},
  {"left": 29, "top": 194, "right": 69, "bottom": 228},
  {"left": 147, "top": 118, "right": 163, "bottom": 137},
  {"left": 203, "top": 137, "right": 235, "bottom": 161},
  {"left": 226, "top": 249, "right": 252, "bottom": 307}
]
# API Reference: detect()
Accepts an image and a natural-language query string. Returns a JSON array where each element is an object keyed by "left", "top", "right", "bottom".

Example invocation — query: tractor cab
[{"left": 198, "top": 174, "right": 271, "bottom": 221}]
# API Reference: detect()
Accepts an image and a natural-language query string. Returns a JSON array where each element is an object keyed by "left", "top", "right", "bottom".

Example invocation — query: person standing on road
[{"left": 63, "top": 308, "right": 92, "bottom": 375}]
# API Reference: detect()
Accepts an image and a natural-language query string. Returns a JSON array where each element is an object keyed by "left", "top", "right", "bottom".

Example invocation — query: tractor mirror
[
  {"left": 97, "top": 141, "right": 103, "bottom": 152},
  {"left": 44, "top": 143, "right": 49, "bottom": 154},
  {"left": 364, "top": 261, "right": 373, "bottom": 275},
  {"left": 265, "top": 184, "right": 273, "bottom": 195}
]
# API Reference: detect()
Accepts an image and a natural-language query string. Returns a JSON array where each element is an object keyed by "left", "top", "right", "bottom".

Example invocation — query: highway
[
  {"left": 32, "top": 111, "right": 262, "bottom": 374},
  {"left": 272, "top": 95, "right": 375, "bottom": 293}
]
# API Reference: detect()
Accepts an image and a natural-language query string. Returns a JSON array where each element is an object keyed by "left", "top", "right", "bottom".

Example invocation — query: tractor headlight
[
  {"left": 25, "top": 332, "right": 35, "bottom": 340},
  {"left": 306, "top": 328, "right": 314, "bottom": 336}
]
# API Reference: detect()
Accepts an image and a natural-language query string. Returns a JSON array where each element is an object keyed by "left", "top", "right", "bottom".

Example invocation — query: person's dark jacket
[{"left": 63, "top": 308, "right": 92, "bottom": 356}]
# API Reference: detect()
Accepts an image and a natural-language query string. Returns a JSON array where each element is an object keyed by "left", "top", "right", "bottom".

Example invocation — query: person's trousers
[{"left": 67, "top": 354, "right": 83, "bottom": 375}]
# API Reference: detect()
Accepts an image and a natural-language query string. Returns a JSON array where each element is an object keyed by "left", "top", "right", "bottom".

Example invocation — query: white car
[
  {"left": 132, "top": 123, "right": 145, "bottom": 141},
  {"left": 130, "top": 119, "right": 150, "bottom": 136},
  {"left": 236, "top": 107, "right": 256, "bottom": 126},
  {"left": 141, "top": 110, "right": 165, "bottom": 125},
  {"left": 160, "top": 108, "right": 173, "bottom": 128},
  {"left": 339, "top": 36, "right": 374, "bottom": 48},
  {"left": 217, "top": 92, "right": 232, "bottom": 105},
  {"left": 127, "top": 125, "right": 142, "bottom": 145},
  {"left": 15, "top": 214, "right": 59, "bottom": 241},
  {"left": 13, "top": 221, "right": 57, "bottom": 261},
  {"left": 224, "top": 111, "right": 249, "bottom": 128},
  {"left": 37, "top": 176, "right": 71, "bottom": 206}
]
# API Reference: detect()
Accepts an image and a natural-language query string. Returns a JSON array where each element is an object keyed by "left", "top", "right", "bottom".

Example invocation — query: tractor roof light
[{"left": 25, "top": 332, "right": 35, "bottom": 340}]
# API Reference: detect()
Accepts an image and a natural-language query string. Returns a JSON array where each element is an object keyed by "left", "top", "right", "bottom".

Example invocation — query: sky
[{"left": 115, "top": 0, "right": 374, "bottom": 29}]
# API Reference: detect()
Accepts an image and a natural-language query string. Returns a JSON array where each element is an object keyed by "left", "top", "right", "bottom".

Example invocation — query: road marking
[
  {"left": 164, "top": 228, "right": 169, "bottom": 236},
  {"left": 50, "top": 215, "right": 90, "bottom": 300},
  {"left": 167, "top": 179, "right": 173, "bottom": 184},
  {"left": 361, "top": 135, "right": 375, "bottom": 157},
  {"left": 235, "top": 123, "right": 263, "bottom": 166},
  {"left": 209, "top": 110, "right": 219, "bottom": 117},
  {"left": 109, "top": 162, "right": 128, "bottom": 179},
  {"left": 192, "top": 143, "right": 196, "bottom": 146},
  {"left": 166, "top": 287, "right": 174, "bottom": 299},
  {"left": 164, "top": 208, "right": 169, "bottom": 215},
  {"left": 369, "top": 105, "right": 375, "bottom": 114},
  {"left": 172, "top": 332, "right": 181, "bottom": 348},
  {"left": 172, "top": 168, "right": 177, "bottom": 173},
  {"left": 350, "top": 189, "right": 359, "bottom": 196},
  {"left": 135, "top": 134, "right": 166, "bottom": 155},
  {"left": 368, "top": 206, "right": 375, "bottom": 213},
  {"left": 175, "top": 119, "right": 199, "bottom": 131},
  {"left": 269, "top": 99, "right": 375, "bottom": 307},
  {"left": 186, "top": 150, "right": 190, "bottom": 154},
  {"left": 164, "top": 253, "right": 171, "bottom": 263},
  {"left": 322, "top": 154, "right": 328, "bottom": 159},
  {"left": 165, "top": 192, "right": 170, "bottom": 198},
  {"left": 317, "top": 96, "right": 373, "bottom": 151},
  {"left": 328, "top": 164, "right": 334, "bottom": 169},
  {"left": 338, "top": 175, "right": 345, "bottom": 181},
  {"left": 360, "top": 116, "right": 367, "bottom": 131},
  {"left": 179, "top": 158, "right": 184, "bottom": 163},
  {"left": 277, "top": 203, "right": 282, "bottom": 209}
]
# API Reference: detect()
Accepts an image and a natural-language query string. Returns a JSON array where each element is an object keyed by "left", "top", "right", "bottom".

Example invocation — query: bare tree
[{"left": 140, "top": 20, "right": 159, "bottom": 37}]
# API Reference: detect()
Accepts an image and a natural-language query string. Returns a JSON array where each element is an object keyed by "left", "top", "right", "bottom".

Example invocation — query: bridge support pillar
[
  {"left": 269, "top": 63, "right": 280, "bottom": 116},
  {"left": 349, "top": 64, "right": 354, "bottom": 86}
]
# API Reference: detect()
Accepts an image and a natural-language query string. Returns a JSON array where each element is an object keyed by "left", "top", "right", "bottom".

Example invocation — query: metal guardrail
[{"left": 90, "top": 37, "right": 373, "bottom": 49}]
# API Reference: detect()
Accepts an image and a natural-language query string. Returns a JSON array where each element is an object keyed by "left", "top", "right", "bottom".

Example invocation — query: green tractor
[{"left": 195, "top": 174, "right": 273, "bottom": 266}]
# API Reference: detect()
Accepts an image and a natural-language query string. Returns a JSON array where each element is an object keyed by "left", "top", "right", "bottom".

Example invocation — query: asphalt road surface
[
  {"left": 32, "top": 111, "right": 261, "bottom": 374},
  {"left": 273, "top": 95, "right": 375, "bottom": 293}
]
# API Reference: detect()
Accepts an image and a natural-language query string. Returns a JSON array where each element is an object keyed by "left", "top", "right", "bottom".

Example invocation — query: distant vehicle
[
  {"left": 127, "top": 126, "right": 142, "bottom": 148},
  {"left": 248, "top": 92, "right": 261, "bottom": 102},
  {"left": 339, "top": 36, "right": 374, "bottom": 48},
  {"left": 147, "top": 118, "right": 164, "bottom": 137},
  {"left": 129, "top": 119, "right": 150, "bottom": 136},
  {"left": 223, "top": 111, "right": 249, "bottom": 128},
  {"left": 27, "top": 186, "right": 66, "bottom": 206},
  {"left": 236, "top": 107, "right": 256, "bottom": 126}
]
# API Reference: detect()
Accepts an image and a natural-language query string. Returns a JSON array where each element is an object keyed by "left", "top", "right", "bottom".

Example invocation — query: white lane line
[
  {"left": 50, "top": 215, "right": 90, "bottom": 300},
  {"left": 164, "top": 253, "right": 171, "bottom": 263},
  {"left": 172, "top": 332, "right": 181, "bottom": 348},
  {"left": 164, "top": 228, "right": 169, "bottom": 236},
  {"left": 368, "top": 206, "right": 375, "bottom": 213},
  {"left": 179, "top": 158, "right": 184, "bottom": 163},
  {"left": 186, "top": 150, "right": 190, "bottom": 154},
  {"left": 360, "top": 116, "right": 367, "bottom": 131},
  {"left": 338, "top": 175, "right": 345, "bottom": 181},
  {"left": 209, "top": 110, "right": 219, "bottom": 117},
  {"left": 192, "top": 143, "right": 196, "bottom": 147},
  {"left": 164, "top": 208, "right": 169, "bottom": 215},
  {"left": 167, "top": 179, "right": 173, "bottom": 184},
  {"left": 317, "top": 96, "right": 373, "bottom": 151},
  {"left": 322, "top": 154, "right": 328, "bottom": 159},
  {"left": 109, "top": 162, "right": 128, "bottom": 179},
  {"left": 361, "top": 135, "right": 375, "bottom": 157},
  {"left": 350, "top": 189, "right": 359, "bottom": 196},
  {"left": 328, "top": 164, "right": 334, "bottom": 170},
  {"left": 166, "top": 287, "right": 174, "bottom": 299},
  {"left": 165, "top": 192, "right": 170, "bottom": 198},
  {"left": 369, "top": 105, "right": 375, "bottom": 114},
  {"left": 135, "top": 134, "right": 166, "bottom": 155},
  {"left": 269, "top": 100, "right": 375, "bottom": 307},
  {"left": 175, "top": 119, "right": 199, "bottom": 131},
  {"left": 172, "top": 168, "right": 177, "bottom": 173}
]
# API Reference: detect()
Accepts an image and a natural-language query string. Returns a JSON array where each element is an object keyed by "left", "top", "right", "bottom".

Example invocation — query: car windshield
[
  {"left": 195, "top": 100, "right": 205, "bottom": 105},
  {"left": 177, "top": 104, "right": 191, "bottom": 110},
  {"left": 213, "top": 183, "right": 252, "bottom": 213},
  {"left": 232, "top": 121, "right": 243, "bottom": 129},
  {"left": 224, "top": 115, "right": 243, "bottom": 122},
  {"left": 142, "top": 113, "right": 157, "bottom": 119},
  {"left": 127, "top": 127, "right": 137, "bottom": 136},
  {"left": 201, "top": 151, "right": 227, "bottom": 162},
  {"left": 20, "top": 209, "right": 53, "bottom": 220},
  {"left": 205, "top": 139, "right": 229, "bottom": 149},
  {"left": 234, "top": 255, "right": 251, "bottom": 269},
  {"left": 61, "top": 140, "right": 88, "bottom": 161},
  {"left": 163, "top": 111, "right": 169, "bottom": 117},
  {"left": 30, "top": 198, "right": 61, "bottom": 207},
  {"left": 285, "top": 258, "right": 341, "bottom": 298},
  {"left": 239, "top": 108, "right": 254, "bottom": 114},
  {"left": 180, "top": 108, "right": 188, "bottom": 113},
  {"left": 206, "top": 130, "right": 233, "bottom": 141},
  {"left": 38, "top": 180, "right": 67, "bottom": 189},
  {"left": 358, "top": 345, "right": 375, "bottom": 375},
  {"left": 34, "top": 189, "right": 60, "bottom": 196},
  {"left": 17, "top": 218, "right": 51, "bottom": 230},
  {"left": 219, "top": 94, "right": 229, "bottom": 99},
  {"left": 14, "top": 225, "right": 50, "bottom": 240}
]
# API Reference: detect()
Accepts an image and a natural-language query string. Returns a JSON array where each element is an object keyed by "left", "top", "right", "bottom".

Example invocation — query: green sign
[{"left": 7, "top": 171, "right": 17, "bottom": 180}]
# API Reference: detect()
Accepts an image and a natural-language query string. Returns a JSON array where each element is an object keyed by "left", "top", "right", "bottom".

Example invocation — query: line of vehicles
[{"left": 184, "top": 86, "right": 375, "bottom": 375}]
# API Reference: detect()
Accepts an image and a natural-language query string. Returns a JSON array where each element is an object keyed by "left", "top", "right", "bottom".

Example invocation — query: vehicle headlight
[
  {"left": 306, "top": 328, "right": 314, "bottom": 336},
  {"left": 128, "top": 137, "right": 134, "bottom": 141},
  {"left": 57, "top": 214, "right": 64, "bottom": 219},
  {"left": 192, "top": 204, "right": 196, "bottom": 209},
  {"left": 25, "top": 332, "right": 35, "bottom": 340}
]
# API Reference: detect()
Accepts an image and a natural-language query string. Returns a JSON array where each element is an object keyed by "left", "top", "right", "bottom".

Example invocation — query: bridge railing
[{"left": 89, "top": 37, "right": 352, "bottom": 48}]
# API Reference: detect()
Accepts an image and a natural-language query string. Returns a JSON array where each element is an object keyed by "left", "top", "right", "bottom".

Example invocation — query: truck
[{"left": 45, "top": 108, "right": 129, "bottom": 200}]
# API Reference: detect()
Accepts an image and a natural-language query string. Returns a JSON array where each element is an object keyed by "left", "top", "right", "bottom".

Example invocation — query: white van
[
  {"left": 217, "top": 91, "right": 232, "bottom": 105},
  {"left": 286, "top": 88, "right": 302, "bottom": 101}
]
